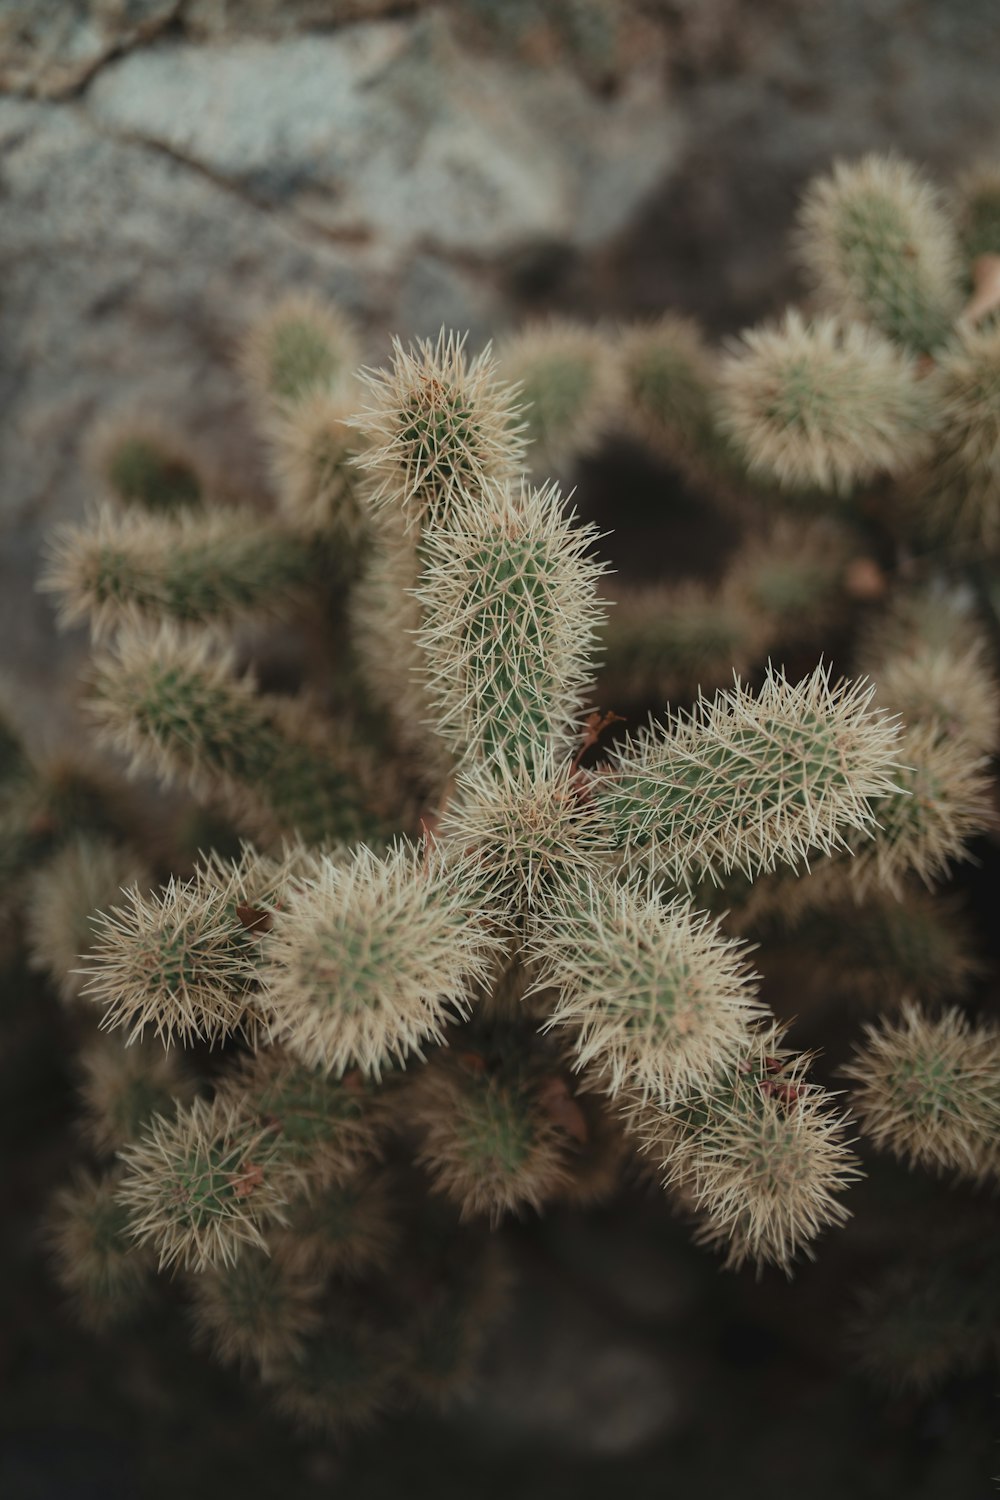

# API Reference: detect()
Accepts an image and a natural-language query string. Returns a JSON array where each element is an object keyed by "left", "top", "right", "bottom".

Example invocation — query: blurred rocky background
[{"left": 2, "top": 3, "right": 1000, "bottom": 1496}]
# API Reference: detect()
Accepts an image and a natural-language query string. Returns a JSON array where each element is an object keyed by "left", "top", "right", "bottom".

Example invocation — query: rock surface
[
  {"left": 0, "top": 0, "right": 180, "bottom": 99},
  {"left": 85, "top": 19, "right": 675, "bottom": 261}
]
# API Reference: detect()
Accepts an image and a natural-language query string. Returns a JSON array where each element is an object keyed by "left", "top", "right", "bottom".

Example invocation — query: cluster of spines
[
  {"left": 241, "top": 293, "right": 362, "bottom": 413},
  {"left": 48, "top": 1168, "right": 154, "bottom": 1329},
  {"left": 0, "top": 690, "right": 153, "bottom": 974},
  {"left": 351, "top": 330, "right": 526, "bottom": 528},
  {"left": 859, "top": 591, "right": 1000, "bottom": 755},
  {"left": 627, "top": 1026, "right": 860, "bottom": 1275},
  {"left": 243, "top": 293, "right": 371, "bottom": 553},
  {"left": 615, "top": 314, "right": 738, "bottom": 491},
  {"left": 89, "top": 419, "right": 205, "bottom": 513},
  {"left": 413, "top": 1038, "right": 578, "bottom": 1224},
  {"left": 847, "top": 588, "right": 996, "bottom": 896},
  {"left": 844, "top": 1003, "right": 1000, "bottom": 1184},
  {"left": 25, "top": 833, "right": 150, "bottom": 1003},
  {"left": 531, "top": 876, "right": 764, "bottom": 1104},
  {"left": 910, "top": 322, "right": 1000, "bottom": 546},
  {"left": 726, "top": 586, "right": 996, "bottom": 930},
  {"left": 189, "top": 1247, "right": 323, "bottom": 1377},
  {"left": 717, "top": 311, "right": 933, "bottom": 494},
  {"left": 261, "top": 841, "right": 498, "bottom": 1079},
  {"left": 115, "top": 1093, "right": 296, "bottom": 1273},
  {"left": 795, "top": 154, "right": 963, "bottom": 353},
  {"left": 80, "top": 845, "right": 283, "bottom": 1046},
  {"left": 76, "top": 1034, "right": 196, "bottom": 1157},
  {"left": 438, "top": 749, "right": 612, "bottom": 915},
  {"left": 497, "top": 318, "right": 622, "bottom": 474}
]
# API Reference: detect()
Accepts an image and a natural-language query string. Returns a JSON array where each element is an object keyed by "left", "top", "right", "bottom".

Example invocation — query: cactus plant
[{"left": 26, "top": 156, "right": 1000, "bottom": 1445}]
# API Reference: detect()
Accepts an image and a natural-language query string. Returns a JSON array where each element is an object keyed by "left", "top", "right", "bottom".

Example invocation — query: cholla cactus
[
  {"left": 33, "top": 161, "right": 1000, "bottom": 1435},
  {"left": 712, "top": 153, "right": 1000, "bottom": 557},
  {"left": 718, "top": 311, "right": 934, "bottom": 493},
  {"left": 795, "top": 154, "right": 963, "bottom": 352},
  {"left": 845, "top": 1004, "right": 1000, "bottom": 1184}
]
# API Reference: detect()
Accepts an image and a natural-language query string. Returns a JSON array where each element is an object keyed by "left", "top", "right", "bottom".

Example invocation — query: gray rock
[
  {"left": 85, "top": 16, "right": 678, "bottom": 259},
  {"left": 181, "top": 0, "right": 415, "bottom": 40},
  {"left": 0, "top": 0, "right": 179, "bottom": 100}
]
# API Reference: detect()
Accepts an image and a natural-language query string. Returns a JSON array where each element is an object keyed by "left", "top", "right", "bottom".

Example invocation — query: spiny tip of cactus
[
  {"left": 115, "top": 1094, "right": 297, "bottom": 1273},
  {"left": 718, "top": 311, "right": 934, "bottom": 494},
  {"left": 796, "top": 153, "right": 963, "bottom": 351},
  {"left": 868, "top": 634, "right": 1000, "bottom": 756},
  {"left": 241, "top": 293, "right": 362, "bottom": 410},
  {"left": 25, "top": 833, "right": 149, "bottom": 1005},
  {"left": 87, "top": 622, "right": 247, "bottom": 782},
  {"left": 530, "top": 876, "right": 765, "bottom": 1105},
  {"left": 617, "top": 313, "right": 719, "bottom": 461},
  {"left": 844, "top": 1001, "right": 1000, "bottom": 1182},
  {"left": 48, "top": 1167, "right": 152, "bottom": 1329},
  {"left": 846, "top": 721, "right": 994, "bottom": 897},
  {"left": 41, "top": 504, "right": 320, "bottom": 639},
  {"left": 80, "top": 864, "right": 268, "bottom": 1047},
  {"left": 76, "top": 1033, "right": 196, "bottom": 1157},
  {"left": 216, "top": 1045, "right": 385, "bottom": 1186},
  {"left": 602, "top": 662, "right": 904, "bottom": 886},
  {"left": 724, "top": 516, "right": 853, "bottom": 632},
  {"left": 267, "top": 387, "right": 369, "bottom": 540},
  {"left": 497, "top": 317, "right": 623, "bottom": 471},
  {"left": 636, "top": 1029, "right": 861, "bottom": 1275},
  {"left": 350, "top": 329, "right": 526, "bottom": 527},
  {"left": 414, "top": 1050, "right": 576, "bottom": 1224},
  {"left": 260, "top": 841, "right": 498, "bottom": 1080},
  {"left": 440, "top": 751, "right": 613, "bottom": 914},
  {"left": 910, "top": 321, "right": 1000, "bottom": 546}
]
